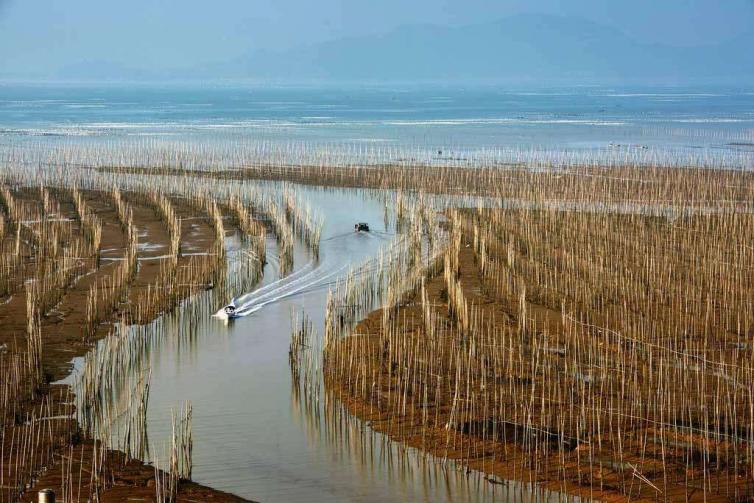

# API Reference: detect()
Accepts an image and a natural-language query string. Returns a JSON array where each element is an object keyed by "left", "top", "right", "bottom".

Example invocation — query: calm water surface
[
  {"left": 140, "top": 187, "right": 556, "bottom": 501},
  {"left": 1, "top": 83, "right": 753, "bottom": 168}
]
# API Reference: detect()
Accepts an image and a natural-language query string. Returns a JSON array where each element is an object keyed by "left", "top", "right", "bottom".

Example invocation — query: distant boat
[{"left": 354, "top": 222, "right": 370, "bottom": 232}]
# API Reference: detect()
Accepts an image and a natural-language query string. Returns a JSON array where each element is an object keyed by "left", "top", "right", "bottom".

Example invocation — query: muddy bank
[
  {"left": 325, "top": 207, "right": 754, "bottom": 502},
  {"left": 95, "top": 164, "right": 754, "bottom": 208},
  {"left": 0, "top": 185, "right": 253, "bottom": 502}
]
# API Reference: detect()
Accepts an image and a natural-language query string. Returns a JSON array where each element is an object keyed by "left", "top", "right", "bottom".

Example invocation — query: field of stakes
[
  {"left": 0, "top": 161, "right": 326, "bottom": 502},
  {"left": 0, "top": 142, "right": 753, "bottom": 502},
  {"left": 315, "top": 162, "right": 754, "bottom": 501}
]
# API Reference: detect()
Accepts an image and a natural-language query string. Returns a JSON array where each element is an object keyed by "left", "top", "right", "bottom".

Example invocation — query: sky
[{"left": 0, "top": 0, "right": 753, "bottom": 78}]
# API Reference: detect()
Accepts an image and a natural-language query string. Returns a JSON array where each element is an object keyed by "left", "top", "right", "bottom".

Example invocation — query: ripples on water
[{"left": 1, "top": 83, "right": 753, "bottom": 170}]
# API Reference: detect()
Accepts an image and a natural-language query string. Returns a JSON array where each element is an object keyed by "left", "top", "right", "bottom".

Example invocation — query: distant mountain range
[{"left": 52, "top": 14, "right": 754, "bottom": 84}]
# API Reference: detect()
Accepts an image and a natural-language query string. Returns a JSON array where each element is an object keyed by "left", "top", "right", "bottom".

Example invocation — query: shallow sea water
[{"left": 1, "top": 83, "right": 753, "bottom": 168}]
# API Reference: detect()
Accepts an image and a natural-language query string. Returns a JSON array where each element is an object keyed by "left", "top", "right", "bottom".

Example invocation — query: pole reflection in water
[
  {"left": 70, "top": 183, "right": 574, "bottom": 502},
  {"left": 290, "top": 344, "right": 573, "bottom": 503}
]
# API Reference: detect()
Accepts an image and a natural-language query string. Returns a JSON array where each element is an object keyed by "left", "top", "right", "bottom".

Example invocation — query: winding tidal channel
[{"left": 65, "top": 185, "right": 565, "bottom": 502}]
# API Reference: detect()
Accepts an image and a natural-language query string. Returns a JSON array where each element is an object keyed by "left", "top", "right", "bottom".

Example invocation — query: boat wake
[
  {"left": 213, "top": 259, "right": 349, "bottom": 320},
  {"left": 214, "top": 228, "right": 401, "bottom": 321}
]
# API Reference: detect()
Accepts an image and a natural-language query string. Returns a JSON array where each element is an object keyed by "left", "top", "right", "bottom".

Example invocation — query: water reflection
[
  {"left": 71, "top": 184, "right": 571, "bottom": 501},
  {"left": 291, "top": 377, "right": 573, "bottom": 503}
]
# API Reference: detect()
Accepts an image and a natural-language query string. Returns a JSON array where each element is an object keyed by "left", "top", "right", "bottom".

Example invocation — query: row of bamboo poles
[
  {"left": 3, "top": 140, "right": 753, "bottom": 501},
  {"left": 322, "top": 190, "right": 754, "bottom": 501},
  {"left": 0, "top": 166, "right": 320, "bottom": 501}
]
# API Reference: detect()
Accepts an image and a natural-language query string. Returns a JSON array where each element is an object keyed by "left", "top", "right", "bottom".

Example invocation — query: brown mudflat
[
  {"left": 98, "top": 163, "right": 754, "bottom": 208},
  {"left": 0, "top": 186, "right": 252, "bottom": 502},
  {"left": 326, "top": 207, "right": 754, "bottom": 502}
]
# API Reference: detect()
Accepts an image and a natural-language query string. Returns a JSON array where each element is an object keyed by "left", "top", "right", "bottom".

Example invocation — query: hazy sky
[{"left": 1, "top": 0, "right": 753, "bottom": 76}]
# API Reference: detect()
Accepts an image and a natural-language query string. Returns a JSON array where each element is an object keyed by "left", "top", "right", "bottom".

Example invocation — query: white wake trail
[
  {"left": 228, "top": 263, "right": 351, "bottom": 318},
  {"left": 234, "top": 259, "right": 316, "bottom": 305}
]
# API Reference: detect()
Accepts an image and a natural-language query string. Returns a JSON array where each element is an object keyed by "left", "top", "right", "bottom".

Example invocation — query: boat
[
  {"left": 354, "top": 222, "right": 370, "bottom": 232},
  {"left": 221, "top": 298, "right": 241, "bottom": 319}
]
